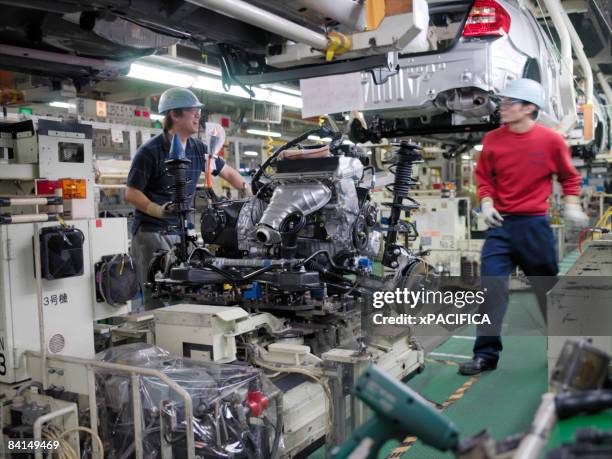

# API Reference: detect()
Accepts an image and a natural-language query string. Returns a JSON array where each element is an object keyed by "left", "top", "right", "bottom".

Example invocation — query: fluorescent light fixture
[
  {"left": 474, "top": 144, "right": 483, "bottom": 151},
  {"left": 307, "top": 135, "right": 332, "bottom": 142},
  {"left": 461, "top": 154, "right": 471, "bottom": 160},
  {"left": 243, "top": 150, "right": 259, "bottom": 156},
  {"left": 49, "top": 101, "right": 76, "bottom": 109},
  {"left": 246, "top": 128, "right": 281, "bottom": 138},
  {"left": 127, "top": 63, "right": 195, "bottom": 87},
  {"left": 127, "top": 62, "right": 303, "bottom": 109},
  {"left": 150, "top": 114, "right": 164, "bottom": 121},
  {"left": 197, "top": 65, "right": 222, "bottom": 76}
]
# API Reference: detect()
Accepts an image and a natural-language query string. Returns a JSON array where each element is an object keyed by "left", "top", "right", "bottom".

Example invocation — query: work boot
[{"left": 459, "top": 357, "right": 497, "bottom": 375}]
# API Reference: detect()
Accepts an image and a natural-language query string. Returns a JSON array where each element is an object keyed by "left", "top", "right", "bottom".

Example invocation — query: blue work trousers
[{"left": 474, "top": 215, "right": 559, "bottom": 362}]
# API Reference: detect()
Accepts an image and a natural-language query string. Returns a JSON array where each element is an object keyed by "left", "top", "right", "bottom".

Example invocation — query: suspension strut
[
  {"left": 165, "top": 136, "right": 192, "bottom": 263},
  {"left": 382, "top": 141, "right": 422, "bottom": 268}
]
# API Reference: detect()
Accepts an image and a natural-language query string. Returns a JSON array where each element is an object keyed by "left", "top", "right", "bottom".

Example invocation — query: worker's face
[
  {"left": 499, "top": 98, "right": 536, "bottom": 124},
  {"left": 172, "top": 108, "right": 201, "bottom": 135}
]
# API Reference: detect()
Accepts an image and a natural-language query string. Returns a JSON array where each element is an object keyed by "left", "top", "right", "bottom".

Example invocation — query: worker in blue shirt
[{"left": 126, "top": 87, "right": 247, "bottom": 309}]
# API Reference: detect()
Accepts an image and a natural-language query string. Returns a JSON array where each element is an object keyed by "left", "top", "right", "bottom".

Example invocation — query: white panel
[
  {"left": 88, "top": 218, "right": 131, "bottom": 320},
  {"left": 300, "top": 72, "right": 364, "bottom": 118}
]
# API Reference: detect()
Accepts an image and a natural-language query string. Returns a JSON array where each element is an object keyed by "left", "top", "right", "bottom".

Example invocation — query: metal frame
[
  {"left": 33, "top": 405, "right": 79, "bottom": 459},
  {"left": 24, "top": 351, "right": 197, "bottom": 459}
]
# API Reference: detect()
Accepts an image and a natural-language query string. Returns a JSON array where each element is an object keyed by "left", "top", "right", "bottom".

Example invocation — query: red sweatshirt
[{"left": 475, "top": 123, "right": 581, "bottom": 215}]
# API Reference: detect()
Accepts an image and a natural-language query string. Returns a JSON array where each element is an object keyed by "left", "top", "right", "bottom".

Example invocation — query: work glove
[
  {"left": 481, "top": 199, "right": 504, "bottom": 228},
  {"left": 238, "top": 182, "right": 252, "bottom": 199},
  {"left": 563, "top": 196, "right": 589, "bottom": 227},
  {"left": 146, "top": 201, "right": 177, "bottom": 219}
]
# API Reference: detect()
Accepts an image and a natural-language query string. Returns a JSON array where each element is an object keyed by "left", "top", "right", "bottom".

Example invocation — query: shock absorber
[
  {"left": 382, "top": 141, "right": 422, "bottom": 268},
  {"left": 165, "top": 135, "right": 192, "bottom": 262}
]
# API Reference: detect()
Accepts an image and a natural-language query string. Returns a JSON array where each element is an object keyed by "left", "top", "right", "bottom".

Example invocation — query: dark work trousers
[
  {"left": 474, "top": 215, "right": 559, "bottom": 362},
  {"left": 131, "top": 228, "right": 179, "bottom": 311}
]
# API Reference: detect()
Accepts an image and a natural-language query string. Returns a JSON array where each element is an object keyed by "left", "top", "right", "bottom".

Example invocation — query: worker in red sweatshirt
[{"left": 459, "top": 78, "right": 588, "bottom": 376}]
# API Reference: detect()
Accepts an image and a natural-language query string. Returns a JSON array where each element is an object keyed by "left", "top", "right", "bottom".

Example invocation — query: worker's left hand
[
  {"left": 239, "top": 183, "right": 252, "bottom": 199},
  {"left": 563, "top": 203, "right": 589, "bottom": 227}
]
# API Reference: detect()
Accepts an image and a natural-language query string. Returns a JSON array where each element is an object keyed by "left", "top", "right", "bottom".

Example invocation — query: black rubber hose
[
  {"left": 251, "top": 127, "right": 334, "bottom": 194},
  {"left": 296, "top": 250, "right": 359, "bottom": 274}
]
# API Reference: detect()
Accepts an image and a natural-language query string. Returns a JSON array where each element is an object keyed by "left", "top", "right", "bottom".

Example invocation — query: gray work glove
[{"left": 146, "top": 202, "right": 177, "bottom": 218}]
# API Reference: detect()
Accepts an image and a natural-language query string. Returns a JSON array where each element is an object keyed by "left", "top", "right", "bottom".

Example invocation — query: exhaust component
[{"left": 255, "top": 183, "right": 331, "bottom": 245}]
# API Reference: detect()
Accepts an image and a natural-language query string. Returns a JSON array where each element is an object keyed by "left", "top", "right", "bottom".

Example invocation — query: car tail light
[{"left": 462, "top": 0, "right": 510, "bottom": 37}]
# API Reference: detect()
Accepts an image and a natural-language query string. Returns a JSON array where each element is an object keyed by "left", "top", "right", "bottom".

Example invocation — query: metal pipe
[
  {"left": 514, "top": 393, "right": 556, "bottom": 459},
  {"left": 33, "top": 405, "right": 78, "bottom": 459},
  {"left": 300, "top": 0, "right": 367, "bottom": 32},
  {"left": 560, "top": 11, "right": 592, "bottom": 103},
  {"left": 0, "top": 213, "right": 61, "bottom": 224},
  {"left": 595, "top": 69, "right": 612, "bottom": 104},
  {"left": 32, "top": 223, "right": 47, "bottom": 390},
  {"left": 540, "top": 0, "right": 572, "bottom": 77},
  {"left": 185, "top": 0, "right": 329, "bottom": 50},
  {"left": 24, "top": 351, "right": 197, "bottom": 459},
  {"left": 0, "top": 196, "right": 62, "bottom": 207},
  {"left": 87, "top": 366, "right": 100, "bottom": 458},
  {"left": 132, "top": 373, "right": 144, "bottom": 459},
  {"left": 0, "top": 44, "right": 126, "bottom": 70},
  {"left": 540, "top": 0, "right": 576, "bottom": 126}
]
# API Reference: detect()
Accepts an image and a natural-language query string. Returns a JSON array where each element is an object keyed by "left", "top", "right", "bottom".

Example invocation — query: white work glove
[
  {"left": 481, "top": 199, "right": 504, "bottom": 228},
  {"left": 563, "top": 196, "right": 589, "bottom": 227}
]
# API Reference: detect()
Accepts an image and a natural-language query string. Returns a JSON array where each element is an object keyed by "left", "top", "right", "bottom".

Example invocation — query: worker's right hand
[{"left": 481, "top": 200, "right": 504, "bottom": 228}]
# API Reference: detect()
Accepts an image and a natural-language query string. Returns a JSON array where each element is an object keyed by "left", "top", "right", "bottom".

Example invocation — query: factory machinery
[
  {"left": 0, "top": 119, "right": 435, "bottom": 458},
  {"left": 146, "top": 126, "right": 433, "bottom": 456}
]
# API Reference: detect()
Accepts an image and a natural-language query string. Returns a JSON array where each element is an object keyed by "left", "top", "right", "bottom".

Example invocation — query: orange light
[{"left": 59, "top": 178, "right": 87, "bottom": 199}]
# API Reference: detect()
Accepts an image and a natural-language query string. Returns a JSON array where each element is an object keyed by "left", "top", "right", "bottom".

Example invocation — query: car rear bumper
[{"left": 362, "top": 39, "right": 526, "bottom": 117}]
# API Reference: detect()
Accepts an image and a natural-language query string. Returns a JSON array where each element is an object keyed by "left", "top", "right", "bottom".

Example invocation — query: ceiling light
[
  {"left": 474, "top": 144, "right": 483, "bottom": 151},
  {"left": 246, "top": 128, "right": 281, "bottom": 138},
  {"left": 367, "top": 150, "right": 372, "bottom": 155},
  {"left": 49, "top": 101, "right": 76, "bottom": 109},
  {"left": 150, "top": 114, "right": 164, "bottom": 121},
  {"left": 243, "top": 150, "right": 259, "bottom": 156},
  {"left": 462, "top": 154, "right": 471, "bottom": 160},
  {"left": 127, "top": 62, "right": 303, "bottom": 109},
  {"left": 308, "top": 135, "right": 332, "bottom": 142},
  {"left": 127, "top": 63, "right": 195, "bottom": 87}
]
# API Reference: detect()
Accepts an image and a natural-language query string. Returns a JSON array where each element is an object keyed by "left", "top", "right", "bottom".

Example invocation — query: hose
[
  {"left": 251, "top": 126, "right": 339, "bottom": 194},
  {"left": 296, "top": 249, "right": 359, "bottom": 274}
]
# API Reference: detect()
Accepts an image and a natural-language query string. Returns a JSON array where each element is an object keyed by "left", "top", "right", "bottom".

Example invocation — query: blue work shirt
[{"left": 127, "top": 132, "right": 226, "bottom": 235}]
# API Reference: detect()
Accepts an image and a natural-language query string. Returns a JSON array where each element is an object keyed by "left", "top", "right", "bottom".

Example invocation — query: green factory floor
[{"left": 309, "top": 251, "right": 583, "bottom": 459}]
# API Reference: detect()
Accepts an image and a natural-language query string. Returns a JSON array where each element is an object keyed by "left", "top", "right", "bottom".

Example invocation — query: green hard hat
[
  {"left": 498, "top": 78, "right": 545, "bottom": 108},
  {"left": 158, "top": 87, "right": 203, "bottom": 114}
]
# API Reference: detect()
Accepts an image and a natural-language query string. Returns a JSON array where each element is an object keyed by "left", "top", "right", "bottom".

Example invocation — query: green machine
[
  {"left": 329, "top": 364, "right": 460, "bottom": 459},
  {"left": 331, "top": 341, "right": 612, "bottom": 459}
]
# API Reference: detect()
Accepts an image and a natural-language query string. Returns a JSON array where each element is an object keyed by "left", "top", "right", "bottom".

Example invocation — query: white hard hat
[{"left": 498, "top": 78, "right": 545, "bottom": 108}]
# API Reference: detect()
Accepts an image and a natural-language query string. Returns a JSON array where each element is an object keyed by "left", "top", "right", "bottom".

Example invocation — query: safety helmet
[
  {"left": 158, "top": 87, "right": 203, "bottom": 114},
  {"left": 498, "top": 78, "right": 545, "bottom": 108}
]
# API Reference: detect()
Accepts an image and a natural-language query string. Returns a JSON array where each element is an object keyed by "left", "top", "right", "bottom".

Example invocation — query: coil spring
[
  {"left": 385, "top": 142, "right": 422, "bottom": 204},
  {"left": 166, "top": 161, "right": 189, "bottom": 206}
]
